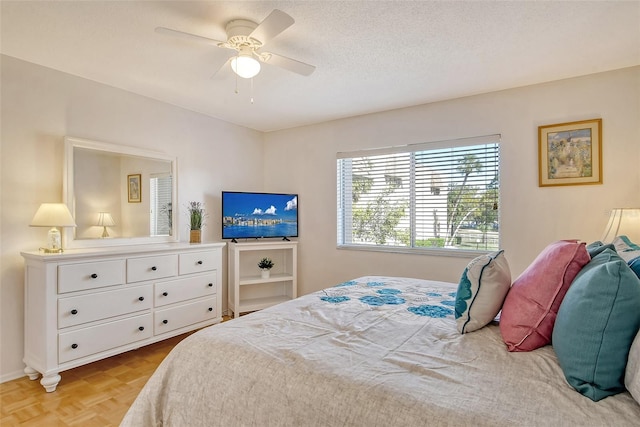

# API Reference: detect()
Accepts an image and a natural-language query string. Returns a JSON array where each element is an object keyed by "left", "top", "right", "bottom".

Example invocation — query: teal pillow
[
  {"left": 629, "top": 257, "right": 640, "bottom": 279},
  {"left": 455, "top": 250, "right": 511, "bottom": 334},
  {"left": 585, "top": 241, "right": 615, "bottom": 258},
  {"left": 553, "top": 249, "right": 640, "bottom": 401}
]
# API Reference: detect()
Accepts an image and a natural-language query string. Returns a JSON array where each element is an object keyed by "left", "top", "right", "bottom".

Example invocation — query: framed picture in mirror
[{"left": 128, "top": 174, "right": 141, "bottom": 203}]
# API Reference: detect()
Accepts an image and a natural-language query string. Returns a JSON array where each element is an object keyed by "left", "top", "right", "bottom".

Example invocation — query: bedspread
[{"left": 121, "top": 276, "right": 640, "bottom": 426}]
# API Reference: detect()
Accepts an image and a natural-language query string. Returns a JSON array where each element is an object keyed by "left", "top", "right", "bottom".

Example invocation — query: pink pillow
[{"left": 499, "top": 240, "right": 590, "bottom": 352}]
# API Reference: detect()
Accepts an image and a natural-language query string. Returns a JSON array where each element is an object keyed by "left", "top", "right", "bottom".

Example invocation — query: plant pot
[
  {"left": 190, "top": 229, "right": 201, "bottom": 244},
  {"left": 261, "top": 269, "right": 270, "bottom": 279}
]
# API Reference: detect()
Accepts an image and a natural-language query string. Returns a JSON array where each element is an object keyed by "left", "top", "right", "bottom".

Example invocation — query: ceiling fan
[{"left": 155, "top": 9, "right": 315, "bottom": 79}]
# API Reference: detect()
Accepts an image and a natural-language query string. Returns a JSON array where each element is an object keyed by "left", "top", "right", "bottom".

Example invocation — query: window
[
  {"left": 337, "top": 135, "right": 500, "bottom": 253},
  {"left": 150, "top": 174, "right": 172, "bottom": 236}
]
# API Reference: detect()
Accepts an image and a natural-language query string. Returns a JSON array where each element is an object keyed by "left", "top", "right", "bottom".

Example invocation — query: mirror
[{"left": 63, "top": 136, "right": 178, "bottom": 248}]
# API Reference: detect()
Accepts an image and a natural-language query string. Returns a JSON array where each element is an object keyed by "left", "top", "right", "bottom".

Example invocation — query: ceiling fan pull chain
[
  {"left": 234, "top": 62, "right": 239, "bottom": 94},
  {"left": 250, "top": 78, "right": 255, "bottom": 104}
]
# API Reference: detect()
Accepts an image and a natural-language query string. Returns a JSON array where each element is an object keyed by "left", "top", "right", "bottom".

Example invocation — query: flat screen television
[{"left": 222, "top": 191, "right": 298, "bottom": 241}]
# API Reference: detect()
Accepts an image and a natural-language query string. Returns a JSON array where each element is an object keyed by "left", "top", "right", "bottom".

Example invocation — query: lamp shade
[
  {"left": 30, "top": 203, "right": 76, "bottom": 228},
  {"left": 231, "top": 54, "right": 261, "bottom": 79},
  {"left": 601, "top": 208, "right": 640, "bottom": 243},
  {"left": 96, "top": 212, "right": 116, "bottom": 227}
]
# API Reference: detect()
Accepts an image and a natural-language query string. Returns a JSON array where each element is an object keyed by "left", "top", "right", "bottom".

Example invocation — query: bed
[{"left": 121, "top": 274, "right": 640, "bottom": 426}]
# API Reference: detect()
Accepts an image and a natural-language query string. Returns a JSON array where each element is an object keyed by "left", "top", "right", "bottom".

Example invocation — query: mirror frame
[{"left": 63, "top": 136, "right": 178, "bottom": 248}]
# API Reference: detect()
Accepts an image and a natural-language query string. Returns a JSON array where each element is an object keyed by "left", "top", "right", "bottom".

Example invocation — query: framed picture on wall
[
  {"left": 128, "top": 174, "right": 142, "bottom": 203},
  {"left": 538, "top": 118, "right": 602, "bottom": 187}
]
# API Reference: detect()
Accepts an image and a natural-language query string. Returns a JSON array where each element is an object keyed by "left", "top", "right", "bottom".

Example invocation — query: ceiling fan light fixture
[
  {"left": 231, "top": 54, "right": 261, "bottom": 79},
  {"left": 157, "top": 9, "right": 315, "bottom": 80}
]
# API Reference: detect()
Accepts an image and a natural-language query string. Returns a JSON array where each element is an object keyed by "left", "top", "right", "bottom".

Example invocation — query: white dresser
[{"left": 21, "top": 242, "right": 225, "bottom": 392}]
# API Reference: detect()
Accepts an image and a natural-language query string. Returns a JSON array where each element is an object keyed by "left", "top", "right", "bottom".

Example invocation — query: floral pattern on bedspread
[{"left": 318, "top": 277, "right": 457, "bottom": 318}]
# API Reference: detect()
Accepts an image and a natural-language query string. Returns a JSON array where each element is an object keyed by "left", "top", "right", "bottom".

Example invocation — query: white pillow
[
  {"left": 613, "top": 236, "right": 640, "bottom": 279},
  {"left": 626, "top": 330, "right": 640, "bottom": 403},
  {"left": 455, "top": 250, "right": 511, "bottom": 334},
  {"left": 613, "top": 236, "right": 640, "bottom": 263}
]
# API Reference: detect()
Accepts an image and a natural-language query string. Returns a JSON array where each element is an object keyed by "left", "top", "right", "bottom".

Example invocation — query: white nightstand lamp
[
  {"left": 30, "top": 203, "right": 77, "bottom": 253},
  {"left": 601, "top": 208, "right": 640, "bottom": 243},
  {"left": 96, "top": 212, "right": 115, "bottom": 238}
]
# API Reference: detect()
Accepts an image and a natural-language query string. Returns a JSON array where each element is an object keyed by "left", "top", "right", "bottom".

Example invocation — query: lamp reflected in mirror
[
  {"left": 30, "top": 203, "right": 77, "bottom": 253},
  {"left": 96, "top": 212, "right": 116, "bottom": 238}
]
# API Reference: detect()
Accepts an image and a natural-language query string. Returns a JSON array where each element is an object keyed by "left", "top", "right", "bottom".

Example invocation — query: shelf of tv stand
[
  {"left": 239, "top": 273, "right": 294, "bottom": 286},
  {"left": 237, "top": 295, "right": 293, "bottom": 313}
]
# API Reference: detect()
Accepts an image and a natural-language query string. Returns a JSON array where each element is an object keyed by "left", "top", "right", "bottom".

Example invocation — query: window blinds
[
  {"left": 150, "top": 174, "right": 172, "bottom": 236},
  {"left": 337, "top": 135, "right": 500, "bottom": 251}
]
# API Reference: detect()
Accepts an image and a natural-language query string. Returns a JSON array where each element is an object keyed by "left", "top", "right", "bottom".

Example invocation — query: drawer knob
[
  {"left": 151, "top": 266, "right": 157, "bottom": 271},
  {"left": 208, "top": 307, "right": 213, "bottom": 312},
  {"left": 90, "top": 273, "right": 98, "bottom": 279},
  {"left": 197, "top": 260, "right": 203, "bottom": 265},
  {"left": 71, "top": 344, "right": 78, "bottom": 349},
  {"left": 162, "top": 319, "right": 168, "bottom": 324},
  {"left": 162, "top": 292, "right": 168, "bottom": 297},
  {"left": 208, "top": 283, "right": 213, "bottom": 287},
  {"left": 138, "top": 296, "right": 145, "bottom": 301},
  {"left": 70, "top": 309, "right": 78, "bottom": 315},
  {"left": 138, "top": 326, "right": 145, "bottom": 331}
]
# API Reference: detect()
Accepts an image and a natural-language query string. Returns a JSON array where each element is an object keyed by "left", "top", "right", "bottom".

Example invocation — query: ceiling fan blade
[
  {"left": 261, "top": 52, "right": 316, "bottom": 76},
  {"left": 155, "top": 27, "right": 225, "bottom": 46},
  {"left": 249, "top": 9, "right": 294, "bottom": 46},
  {"left": 210, "top": 56, "right": 233, "bottom": 79}
]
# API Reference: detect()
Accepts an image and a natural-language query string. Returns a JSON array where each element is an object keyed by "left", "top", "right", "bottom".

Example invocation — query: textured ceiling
[{"left": 1, "top": 1, "right": 639, "bottom": 132}]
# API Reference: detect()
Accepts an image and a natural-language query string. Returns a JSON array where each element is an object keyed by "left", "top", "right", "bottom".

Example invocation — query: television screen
[{"left": 222, "top": 191, "right": 298, "bottom": 240}]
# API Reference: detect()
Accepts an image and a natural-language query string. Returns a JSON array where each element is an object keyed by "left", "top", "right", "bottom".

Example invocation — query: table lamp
[
  {"left": 601, "top": 208, "right": 640, "bottom": 243},
  {"left": 30, "top": 203, "right": 77, "bottom": 253},
  {"left": 96, "top": 212, "right": 116, "bottom": 238}
]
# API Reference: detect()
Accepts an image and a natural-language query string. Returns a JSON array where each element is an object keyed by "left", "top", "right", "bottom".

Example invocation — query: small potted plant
[
  {"left": 258, "top": 257, "right": 274, "bottom": 279},
  {"left": 188, "top": 201, "right": 205, "bottom": 243}
]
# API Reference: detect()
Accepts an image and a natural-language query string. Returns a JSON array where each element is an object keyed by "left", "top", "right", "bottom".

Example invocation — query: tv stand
[
  {"left": 282, "top": 237, "right": 290, "bottom": 241},
  {"left": 228, "top": 241, "right": 297, "bottom": 318}
]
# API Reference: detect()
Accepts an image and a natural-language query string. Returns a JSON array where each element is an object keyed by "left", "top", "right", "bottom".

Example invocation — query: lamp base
[{"left": 44, "top": 227, "right": 63, "bottom": 253}]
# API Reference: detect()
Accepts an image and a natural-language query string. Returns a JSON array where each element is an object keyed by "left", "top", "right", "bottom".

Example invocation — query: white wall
[
  {"left": 0, "top": 55, "right": 264, "bottom": 381},
  {"left": 264, "top": 66, "right": 640, "bottom": 297}
]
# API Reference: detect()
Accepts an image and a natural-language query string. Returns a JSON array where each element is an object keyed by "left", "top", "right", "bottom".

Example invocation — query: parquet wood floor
[{"left": 0, "top": 331, "right": 195, "bottom": 426}]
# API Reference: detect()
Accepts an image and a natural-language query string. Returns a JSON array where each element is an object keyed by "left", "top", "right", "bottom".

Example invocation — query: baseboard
[{"left": 0, "top": 369, "right": 26, "bottom": 384}]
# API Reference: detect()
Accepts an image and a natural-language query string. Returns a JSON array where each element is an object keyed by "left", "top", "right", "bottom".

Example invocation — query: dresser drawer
[
  {"left": 59, "top": 314, "right": 152, "bottom": 364},
  {"left": 154, "top": 273, "right": 216, "bottom": 307},
  {"left": 179, "top": 250, "right": 220, "bottom": 275},
  {"left": 127, "top": 254, "right": 178, "bottom": 283},
  {"left": 58, "top": 285, "right": 152, "bottom": 328},
  {"left": 58, "top": 260, "right": 125, "bottom": 293},
  {"left": 154, "top": 297, "right": 217, "bottom": 335}
]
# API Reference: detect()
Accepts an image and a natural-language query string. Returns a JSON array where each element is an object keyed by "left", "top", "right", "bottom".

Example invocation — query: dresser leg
[
  {"left": 24, "top": 365, "right": 40, "bottom": 380},
  {"left": 41, "top": 373, "right": 61, "bottom": 392}
]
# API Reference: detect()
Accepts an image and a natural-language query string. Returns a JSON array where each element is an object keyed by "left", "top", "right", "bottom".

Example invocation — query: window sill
[{"left": 337, "top": 244, "right": 489, "bottom": 258}]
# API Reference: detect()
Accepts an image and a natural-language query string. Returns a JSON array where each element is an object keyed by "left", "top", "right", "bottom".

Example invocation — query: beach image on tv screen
[{"left": 222, "top": 192, "right": 298, "bottom": 239}]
